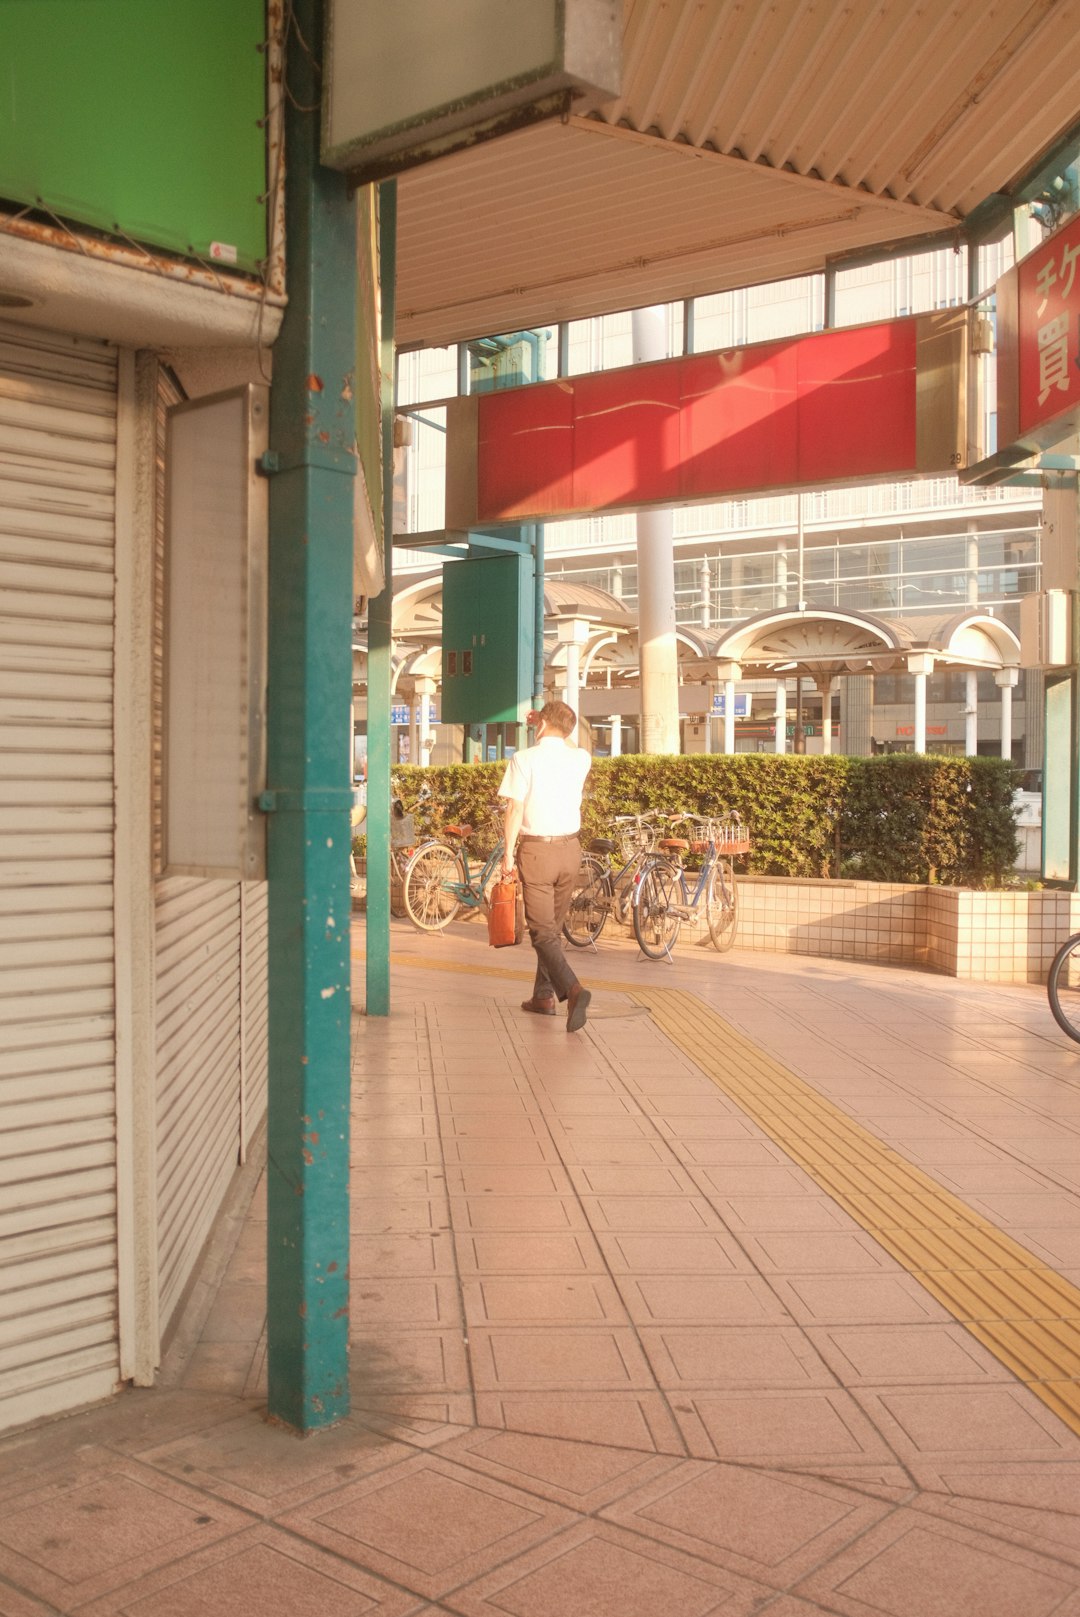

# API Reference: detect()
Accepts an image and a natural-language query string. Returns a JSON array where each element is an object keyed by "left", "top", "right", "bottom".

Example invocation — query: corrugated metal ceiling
[{"left": 396, "top": 0, "right": 1080, "bottom": 348}]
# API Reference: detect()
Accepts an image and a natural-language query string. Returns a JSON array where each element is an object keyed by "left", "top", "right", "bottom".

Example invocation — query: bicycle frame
[{"left": 446, "top": 839, "right": 505, "bottom": 909}]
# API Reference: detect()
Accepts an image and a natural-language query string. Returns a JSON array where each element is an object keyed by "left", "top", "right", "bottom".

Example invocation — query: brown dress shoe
[
  {"left": 566, "top": 984, "right": 591, "bottom": 1032},
  {"left": 521, "top": 995, "right": 557, "bottom": 1016}
]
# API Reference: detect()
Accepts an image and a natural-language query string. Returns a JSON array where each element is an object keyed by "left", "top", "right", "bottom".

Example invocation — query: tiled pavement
[{"left": 6, "top": 915, "right": 1080, "bottom": 1615}]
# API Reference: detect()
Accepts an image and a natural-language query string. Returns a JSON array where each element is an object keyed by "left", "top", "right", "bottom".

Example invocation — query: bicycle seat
[
  {"left": 588, "top": 837, "right": 616, "bottom": 854},
  {"left": 443, "top": 824, "right": 472, "bottom": 839},
  {"left": 659, "top": 837, "right": 689, "bottom": 851}
]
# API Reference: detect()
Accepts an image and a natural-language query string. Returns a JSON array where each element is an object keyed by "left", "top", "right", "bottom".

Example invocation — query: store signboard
[
  {"left": 711, "top": 693, "right": 751, "bottom": 717},
  {"left": 323, "top": 0, "right": 620, "bottom": 183},
  {"left": 1017, "top": 211, "right": 1080, "bottom": 438}
]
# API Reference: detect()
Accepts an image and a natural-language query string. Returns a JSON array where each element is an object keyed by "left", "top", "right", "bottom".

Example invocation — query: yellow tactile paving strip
[
  {"left": 363, "top": 948, "right": 1080, "bottom": 1434},
  {"left": 630, "top": 985, "right": 1080, "bottom": 1436}
]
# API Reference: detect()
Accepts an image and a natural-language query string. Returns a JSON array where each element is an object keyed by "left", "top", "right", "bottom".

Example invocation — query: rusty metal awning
[{"left": 396, "top": 0, "right": 1080, "bottom": 348}]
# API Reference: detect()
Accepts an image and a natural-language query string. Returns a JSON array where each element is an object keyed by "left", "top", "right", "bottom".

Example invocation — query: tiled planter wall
[{"left": 738, "top": 877, "right": 1080, "bottom": 983}]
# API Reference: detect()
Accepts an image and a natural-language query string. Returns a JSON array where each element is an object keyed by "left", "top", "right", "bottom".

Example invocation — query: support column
[
  {"left": 909, "top": 654, "right": 935, "bottom": 754},
  {"left": 415, "top": 674, "right": 435, "bottom": 763},
  {"left": 699, "top": 557, "right": 712, "bottom": 630},
  {"left": 964, "top": 670, "right": 979, "bottom": 757},
  {"left": 609, "top": 714, "right": 622, "bottom": 756},
  {"left": 819, "top": 679, "right": 836, "bottom": 756},
  {"left": 774, "top": 680, "right": 787, "bottom": 755},
  {"left": 632, "top": 306, "right": 680, "bottom": 754},
  {"left": 365, "top": 178, "right": 396, "bottom": 1016},
  {"left": 715, "top": 661, "right": 741, "bottom": 755},
  {"left": 265, "top": 0, "right": 356, "bottom": 1433},
  {"left": 996, "top": 667, "right": 1019, "bottom": 760},
  {"left": 557, "top": 616, "right": 589, "bottom": 722}
]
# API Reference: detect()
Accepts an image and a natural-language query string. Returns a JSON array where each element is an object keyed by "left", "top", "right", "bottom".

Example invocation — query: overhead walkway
[{"left": 5, "top": 922, "right": 1080, "bottom": 1614}]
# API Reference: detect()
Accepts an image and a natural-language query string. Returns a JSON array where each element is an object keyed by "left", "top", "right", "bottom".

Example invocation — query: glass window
[
  {"left": 466, "top": 328, "right": 556, "bottom": 391},
  {"left": 396, "top": 346, "right": 458, "bottom": 407},
  {"left": 832, "top": 245, "right": 968, "bottom": 328}
]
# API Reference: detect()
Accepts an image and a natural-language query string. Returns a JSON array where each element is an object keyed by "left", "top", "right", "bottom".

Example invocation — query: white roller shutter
[
  {"left": 0, "top": 320, "right": 120, "bottom": 1426},
  {"left": 155, "top": 877, "right": 243, "bottom": 1328},
  {"left": 242, "top": 882, "right": 269, "bottom": 1152}
]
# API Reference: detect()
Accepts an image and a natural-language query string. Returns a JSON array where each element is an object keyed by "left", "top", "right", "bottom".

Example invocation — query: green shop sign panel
[{"left": 0, "top": 0, "right": 267, "bottom": 271}]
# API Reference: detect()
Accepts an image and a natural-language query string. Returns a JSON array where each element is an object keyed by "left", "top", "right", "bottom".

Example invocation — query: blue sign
[
  {"left": 711, "top": 693, "right": 750, "bottom": 718},
  {"left": 390, "top": 702, "right": 439, "bottom": 725}
]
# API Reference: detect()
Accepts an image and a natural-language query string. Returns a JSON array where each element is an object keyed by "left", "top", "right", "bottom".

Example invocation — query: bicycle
[
  {"left": 402, "top": 803, "right": 508, "bottom": 932},
  {"left": 1047, "top": 932, "right": 1080, "bottom": 1042},
  {"left": 632, "top": 812, "right": 749, "bottom": 961},
  {"left": 562, "top": 812, "right": 663, "bottom": 948}
]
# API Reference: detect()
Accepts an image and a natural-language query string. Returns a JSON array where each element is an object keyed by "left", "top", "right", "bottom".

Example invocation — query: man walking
[{"left": 499, "top": 701, "right": 591, "bottom": 1032}]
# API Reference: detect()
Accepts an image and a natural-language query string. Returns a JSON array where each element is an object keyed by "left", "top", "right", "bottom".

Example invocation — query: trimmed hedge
[{"left": 384, "top": 753, "right": 1021, "bottom": 887}]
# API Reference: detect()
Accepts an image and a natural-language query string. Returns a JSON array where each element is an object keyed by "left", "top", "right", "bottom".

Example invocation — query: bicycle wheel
[
  {"left": 633, "top": 860, "right": 684, "bottom": 960},
  {"left": 1048, "top": 933, "right": 1080, "bottom": 1043},
  {"left": 403, "top": 843, "right": 463, "bottom": 931},
  {"left": 563, "top": 854, "right": 609, "bottom": 947},
  {"left": 705, "top": 857, "right": 738, "bottom": 952}
]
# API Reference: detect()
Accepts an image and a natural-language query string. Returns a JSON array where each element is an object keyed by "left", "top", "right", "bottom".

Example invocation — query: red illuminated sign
[
  {"left": 1018, "top": 212, "right": 1080, "bottom": 436},
  {"left": 450, "top": 314, "right": 961, "bottom": 528}
]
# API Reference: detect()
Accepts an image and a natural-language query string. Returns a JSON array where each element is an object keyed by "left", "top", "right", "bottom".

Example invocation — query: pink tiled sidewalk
[{"left": 3, "top": 917, "right": 1080, "bottom": 1615}]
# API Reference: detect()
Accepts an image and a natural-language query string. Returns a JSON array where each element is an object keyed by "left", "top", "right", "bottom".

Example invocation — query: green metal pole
[
  {"left": 265, "top": 0, "right": 355, "bottom": 1431},
  {"left": 365, "top": 179, "right": 396, "bottom": 1016}
]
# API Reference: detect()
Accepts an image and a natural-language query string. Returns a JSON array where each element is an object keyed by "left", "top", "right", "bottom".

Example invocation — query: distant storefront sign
[
  {"left": 391, "top": 703, "right": 438, "bottom": 725},
  {"left": 896, "top": 724, "right": 947, "bottom": 737},
  {"left": 711, "top": 693, "right": 751, "bottom": 717}
]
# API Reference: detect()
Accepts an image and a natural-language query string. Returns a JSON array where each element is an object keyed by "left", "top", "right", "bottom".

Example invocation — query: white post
[
  {"left": 776, "top": 537, "right": 789, "bottom": 607},
  {"left": 702, "top": 687, "right": 714, "bottom": 754},
  {"left": 908, "top": 653, "right": 934, "bottom": 754},
  {"left": 724, "top": 679, "right": 736, "bottom": 754},
  {"left": 996, "top": 667, "right": 1019, "bottom": 759},
  {"left": 964, "top": 669, "right": 978, "bottom": 757},
  {"left": 557, "top": 616, "right": 589, "bottom": 728},
  {"left": 632, "top": 306, "right": 680, "bottom": 754},
  {"left": 609, "top": 713, "right": 622, "bottom": 756},
  {"left": 407, "top": 697, "right": 420, "bottom": 765},
  {"left": 774, "top": 679, "right": 787, "bottom": 754},
  {"left": 415, "top": 674, "right": 435, "bottom": 761},
  {"left": 819, "top": 679, "right": 835, "bottom": 755},
  {"left": 699, "top": 557, "right": 712, "bottom": 630}
]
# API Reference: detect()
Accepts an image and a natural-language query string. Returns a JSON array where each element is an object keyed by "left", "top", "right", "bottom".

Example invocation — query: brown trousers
[{"left": 517, "top": 836, "right": 581, "bottom": 1002}]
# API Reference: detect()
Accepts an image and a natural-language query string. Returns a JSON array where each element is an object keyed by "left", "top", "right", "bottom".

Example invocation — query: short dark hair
[{"left": 539, "top": 700, "right": 577, "bottom": 737}]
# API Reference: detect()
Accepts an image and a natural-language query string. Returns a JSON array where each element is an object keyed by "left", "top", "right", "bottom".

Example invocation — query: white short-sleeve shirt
[{"left": 498, "top": 737, "right": 591, "bottom": 836}]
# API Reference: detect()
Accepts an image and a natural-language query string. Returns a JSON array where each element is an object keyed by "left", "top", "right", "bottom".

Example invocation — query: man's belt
[{"left": 519, "top": 832, "right": 580, "bottom": 843}]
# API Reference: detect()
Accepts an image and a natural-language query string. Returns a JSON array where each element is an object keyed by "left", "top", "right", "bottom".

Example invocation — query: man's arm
[{"left": 502, "top": 797, "right": 524, "bottom": 875}]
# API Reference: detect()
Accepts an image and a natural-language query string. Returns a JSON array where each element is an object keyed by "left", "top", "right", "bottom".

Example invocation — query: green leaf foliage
[{"left": 390, "top": 753, "right": 1020, "bottom": 887}]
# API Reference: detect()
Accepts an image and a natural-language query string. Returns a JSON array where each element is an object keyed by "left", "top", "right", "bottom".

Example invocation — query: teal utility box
[{"left": 441, "top": 553, "right": 534, "bottom": 724}]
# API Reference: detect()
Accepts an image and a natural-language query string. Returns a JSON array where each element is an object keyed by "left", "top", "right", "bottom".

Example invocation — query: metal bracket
[
  {"left": 258, "top": 787, "right": 360, "bottom": 813},
  {"left": 257, "top": 445, "right": 357, "bottom": 477}
]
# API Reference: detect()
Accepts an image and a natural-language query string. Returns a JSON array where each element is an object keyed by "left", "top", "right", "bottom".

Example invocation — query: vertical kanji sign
[{"left": 1018, "top": 212, "right": 1080, "bottom": 436}]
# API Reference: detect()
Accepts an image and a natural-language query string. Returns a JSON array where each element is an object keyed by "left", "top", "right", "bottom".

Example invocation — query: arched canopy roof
[{"left": 713, "top": 607, "right": 1020, "bottom": 676}]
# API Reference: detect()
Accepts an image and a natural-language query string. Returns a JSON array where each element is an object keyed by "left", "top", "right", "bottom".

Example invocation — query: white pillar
[
  {"left": 557, "top": 616, "right": 589, "bottom": 729},
  {"left": 774, "top": 679, "right": 787, "bottom": 754},
  {"left": 407, "top": 698, "right": 419, "bottom": 766},
  {"left": 914, "top": 675, "right": 927, "bottom": 753},
  {"left": 415, "top": 675, "right": 435, "bottom": 762},
  {"left": 724, "top": 678, "right": 737, "bottom": 755},
  {"left": 964, "top": 669, "right": 978, "bottom": 757},
  {"left": 632, "top": 306, "right": 680, "bottom": 754},
  {"left": 702, "top": 687, "right": 714, "bottom": 754},
  {"left": 609, "top": 714, "right": 622, "bottom": 757},
  {"left": 699, "top": 557, "right": 712, "bottom": 630},
  {"left": 909, "top": 654, "right": 934, "bottom": 755},
  {"left": 819, "top": 679, "right": 835, "bottom": 755},
  {"left": 996, "top": 667, "right": 1019, "bottom": 760}
]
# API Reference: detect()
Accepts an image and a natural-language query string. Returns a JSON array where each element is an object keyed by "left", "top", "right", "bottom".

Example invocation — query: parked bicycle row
[{"left": 379, "top": 790, "right": 750, "bottom": 960}]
